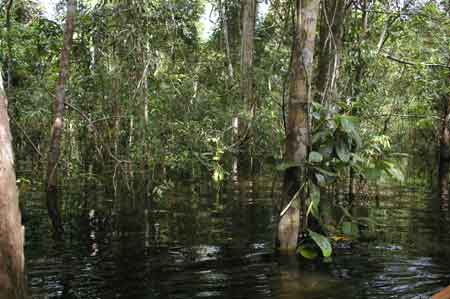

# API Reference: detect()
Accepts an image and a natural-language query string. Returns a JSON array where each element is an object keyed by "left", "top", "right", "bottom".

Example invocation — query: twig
[
  {"left": 10, "top": 116, "right": 43, "bottom": 158},
  {"left": 381, "top": 52, "right": 450, "bottom": 69}
]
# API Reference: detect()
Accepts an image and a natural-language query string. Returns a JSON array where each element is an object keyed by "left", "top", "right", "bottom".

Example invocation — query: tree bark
[
  {"left": 46, "top": 0, "right": 77, "bottom": 235},
  {"left": 0, "top": 66, "right": 27, "bottom": 299},
  {"left": 240, "top": 0, "right": 256, "bottom": 116},
  {"left": 438, "top": 85, "right": 450, "bottom": 210},
  {"left": 278, "top": 0, "right": 320, "bottom": 254}
]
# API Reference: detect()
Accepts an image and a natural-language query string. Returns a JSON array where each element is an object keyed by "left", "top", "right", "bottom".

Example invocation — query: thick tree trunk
[
  {"left": 278, "top": 0, "right": 320, "bottom": 254},
  {"left": 438, "top": 90, "right": 450, "bottom": 210},
  {"left": 46, "top": 0, "right": 76, "bottom": 235},
  {"left": 316, "top": 0, "right": 346, "bottom": 104},
  {"left": 0, "top": 66, "right": 27, "bottom": 299}
]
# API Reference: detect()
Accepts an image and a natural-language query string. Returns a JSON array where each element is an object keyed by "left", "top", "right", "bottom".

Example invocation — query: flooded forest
[{"left": 1, "top": 0, "right": 450, "bottom": 298}]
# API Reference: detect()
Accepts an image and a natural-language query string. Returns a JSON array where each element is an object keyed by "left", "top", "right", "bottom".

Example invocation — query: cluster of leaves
[{"left": 290, "top": 102, "right": 405, "bottom": 260}]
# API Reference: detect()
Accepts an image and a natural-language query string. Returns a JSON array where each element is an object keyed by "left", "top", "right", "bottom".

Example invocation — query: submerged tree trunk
[
  {"left": 0, "top": 66, "right": 27, "bottom": 299},
  {"left": 438, "top": 88, "right": 450, "bottom": 210},
  {"left": 278, "top": 0, "right": 320, "bottom": 253},
  {"left": 235, "top": 0, "right": 256, "bottom": 174},
  {"left": 46, "top": 0, "right": 77, "bottom": 235}
]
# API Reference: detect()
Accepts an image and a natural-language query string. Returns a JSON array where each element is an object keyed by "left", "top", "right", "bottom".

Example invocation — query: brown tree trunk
[
  {"left": 438, "top": 87, "right": 450, "bottom": 210},
  {"left": 278, "top": 0, "right": 320, "bottom": 254},
  {"left": 46, "top": 0, "right": 77, "bottom": 235},
  {"left": 0, "top": 66, "right": 27, "bottom": 299},
  {"left": 240, "top": 0, "right": 256, "bottom": 116},
  {"left": 316, "top": 0, "right": 346, "bottom": 104},
  {"left": 235, "top": 0, "right": 256, "bottom": 174}
]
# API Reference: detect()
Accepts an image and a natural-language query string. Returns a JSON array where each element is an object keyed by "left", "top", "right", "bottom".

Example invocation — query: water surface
[{"left": 24, "top": 179, "right": 450, "bottom": 298}]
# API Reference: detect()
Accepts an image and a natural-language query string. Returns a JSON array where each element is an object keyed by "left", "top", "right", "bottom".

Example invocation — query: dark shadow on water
[{"left": 24, "top": 178, "right": 450, "bottom": 299}]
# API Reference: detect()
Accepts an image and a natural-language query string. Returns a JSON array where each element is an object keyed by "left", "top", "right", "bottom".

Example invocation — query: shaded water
[{"left": 23, "top": 179, "right": 450, "bottom": 299}]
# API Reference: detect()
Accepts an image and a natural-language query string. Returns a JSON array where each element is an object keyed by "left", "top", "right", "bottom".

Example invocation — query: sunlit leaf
[
  {"left": 297, "top": 244, "right": 318, "bottom": 259},
  {"left": 386, "top": 165, "right": 405, "bottom": 182},
  {"left": 309, "top": 151, "right": 323, "bottom": 163},
  {"left": 307, "top": 229, "right": 332, "bottom": 257}
]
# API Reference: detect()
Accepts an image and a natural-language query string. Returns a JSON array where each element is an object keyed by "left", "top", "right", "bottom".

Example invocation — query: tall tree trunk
[
  {"left": 0, "top": 66, "right": 27, "bottom": 299},
  {"left": 240, "top": 0, "right": 256, "bottom": 116},
  {"left": 219, "top": 0, "right": 234, "bottom": 79},
  {"left": 316, "top": 0, "right": 346, "bottom": 104},
  {"left": 236, "top": 0, "right": 256, "bottom": 174},
  {"left": 438, "top": 85, "right": 450, "bottom": 210},
  {"left": 46, "top": 0, "right": 77, "bottom": 235},
  {"left": 277, "top": 0, "right": 320, "bottom": 253},
  {"left": 5, "top": 0, "right": 13, "bottom": 90}
]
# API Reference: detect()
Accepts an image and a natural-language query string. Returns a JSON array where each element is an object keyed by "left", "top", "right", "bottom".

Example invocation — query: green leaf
[
  {"left": 276, "top": 162, "right": 302, "bottom": 172},
  {"left": 307, "top": 229, "right": 332, "bottom": 257},
  {"left": 336, "top": 142, "right": 350, "bottom": 162},
  {"left": 309, "top": 151, "right": 323, "bottom": 163},
  {"left": 309, "top": 185, "right": 321, "bottom": 218},
  {"left": 339, "top": 116, "right": 362, "bottom": 148},
  {"left": 386, "top": 165, "right": 404, "bottom": 182},
  {"left": 212, "top": 166, "right": 224, "bottom": 182},
  {"left": 339, "top": 116, "right": 356, "bottom": 134},
  {"left": 313, "top": 167, "right": 337, "bottom": 177},
  {"left": 297, "top": 244, "right": 319, "bottom": 259},
  {"left": 315, "top": 173, "right": 326, "bottom": 185}
]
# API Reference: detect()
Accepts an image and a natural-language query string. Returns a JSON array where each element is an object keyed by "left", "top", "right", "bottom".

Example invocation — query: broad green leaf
[
  {"left": 336, "top": 142, "right": 350, "bottom": 162},
  {"left": 339, "top": 116, "right": 356, "bottom": 134},
  {"left": 212, "top": 167, "right": 224, "bottom": 183},
  {"left": 386, "top": 165, "right": 405, "bottom": 182},
  {"left": 297, "top": 244, "right": 319, "bottom": 259},
  {"left": 315, "top": 173, "right": 326, "bottom": 186},
  {"left": 339, "top": 116, "right": 362, "bottom": 148},
  {"left": 307, "top": 229, "right": 332, "bottom": 257},
  {"left": 309, "top": 151, "right": 323, "bottom": 163}
]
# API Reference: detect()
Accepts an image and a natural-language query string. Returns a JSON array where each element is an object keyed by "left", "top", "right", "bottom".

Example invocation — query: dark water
[{"left": 23, "top": 179, "right": 450, "bottom": 299}]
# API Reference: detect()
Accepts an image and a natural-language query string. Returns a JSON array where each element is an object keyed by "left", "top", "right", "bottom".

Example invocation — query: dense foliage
[{"left": 1, "top": 0, "right": 449, "bottom": 255}]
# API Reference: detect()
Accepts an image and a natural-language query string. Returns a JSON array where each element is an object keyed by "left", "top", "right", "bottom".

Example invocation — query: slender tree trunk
[
  {"left": 240, "top": 0, "right": 256, "bottom": 116},
  {"left": 316, "top": 0, "right": 346, "bottom": 104},
  {"left": 46, "top": 0, "right": 77, "bottom": 235},
  {"left": 5, "top": 0, "right": 13, "bottom": 90},
  {"left": 0, "top": 66, "right": 27, "bottom": 299},
  {"left": 438, "top": 86, "right": 450, "bottom": 210},
  {"left": 277, "top": 0, "right": 320, "bottom": 253},
  {"left": 237, "top": 0, "right": 256, "bottom": 174},
  {"left": 219, "top": 0, "right": 234, "bottom": 79}
]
